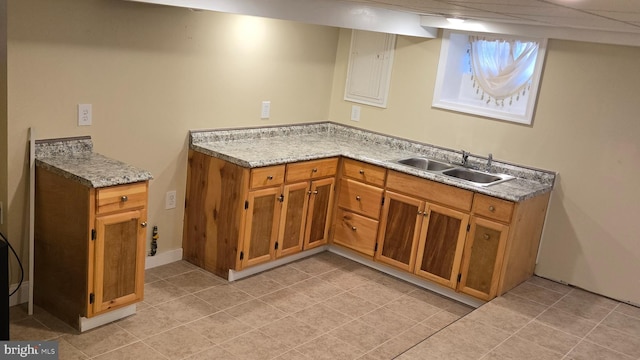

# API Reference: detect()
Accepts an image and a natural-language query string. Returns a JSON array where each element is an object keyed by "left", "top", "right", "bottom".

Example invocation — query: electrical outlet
[
  {"left": 261, "top": 101, "right": 271, "bottom": 119},
  {"left": 351, "top": 105, "right": 361, "bottom": 121},
  {"left": 78, "top": 104, "right": 92, "bottom": 126},
  {"left": 165, "top": 190, "right": 177, "bottom": 209}
]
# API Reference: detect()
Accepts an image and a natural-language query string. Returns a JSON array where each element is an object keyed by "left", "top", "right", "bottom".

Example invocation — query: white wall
[
  {"left": 329, "top": 29, "right": 640, "bottom": 305},
  {"left": 5, "top": 0, "right": 339, "bottom": 283}
]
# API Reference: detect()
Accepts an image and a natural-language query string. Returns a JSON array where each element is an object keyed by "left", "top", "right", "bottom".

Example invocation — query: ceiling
[{"left": 349, "top": 0, "right": 640, "bottom": 34}]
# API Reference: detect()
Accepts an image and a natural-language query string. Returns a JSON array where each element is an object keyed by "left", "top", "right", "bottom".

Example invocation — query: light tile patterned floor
[{"left": 9, "top": 252, "right": 640, "bottom": 359}]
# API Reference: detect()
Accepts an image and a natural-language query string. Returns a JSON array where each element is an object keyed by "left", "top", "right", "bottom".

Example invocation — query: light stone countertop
[
  {"left": 191, "top": 123, "right": 556, "bottom": 202},
  {"left": 35, "top": 136, "right": 153, "bottom": 188}
]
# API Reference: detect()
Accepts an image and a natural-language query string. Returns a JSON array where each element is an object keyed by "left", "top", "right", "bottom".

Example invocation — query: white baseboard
[
  {"left": 79, "top": 304, "right": 136, "bottom": 332},
  {"left": 145, "top": 248, "right": 183, "bottom": 269},
  {"left": 328, "top": 245, "right": 485, "bottom": 308},
  {"left": 9, "top": 281, "right": 30, "bottom": 307},
  {"left": 228, "top": 245, "right": 328, "bottom": 281}
]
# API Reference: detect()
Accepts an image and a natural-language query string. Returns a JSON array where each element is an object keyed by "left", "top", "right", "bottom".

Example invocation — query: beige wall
[
  {"left": 5, "top": 0, "right": 640, "bottom": 305},
  {"left": 329, "top": 29, "right": 640, "bottom": 304},
  {"left": 5, "top": 0, "right": 339, "bottom": 283}
]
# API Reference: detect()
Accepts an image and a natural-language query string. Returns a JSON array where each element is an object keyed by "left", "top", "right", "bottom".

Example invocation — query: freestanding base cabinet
[{"left": 34, "top": 168, "right": 148, "bottom": 330}]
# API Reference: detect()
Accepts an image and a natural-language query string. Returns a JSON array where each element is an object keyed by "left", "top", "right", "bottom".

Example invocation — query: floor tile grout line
[
  {"left": 474, "top": 283, "right": 577, "bottom": 359},
  {"left": 560, "top": 302, "right": 640, "bottom": 359}
]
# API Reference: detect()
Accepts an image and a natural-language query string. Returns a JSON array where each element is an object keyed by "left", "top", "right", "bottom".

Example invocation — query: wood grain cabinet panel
[
  {"left": 242, "top": 187, "right": 282, "bottom": 268},
  {"left": 337, "top": 178, "right": 383, "bottom": 219},
  {"left": 375, "top": 191, "right": 422, "bottom": 271},
  {"left": 333, "top": 209, "right": 379, "bottom": 257},
  {"left": 333, "top": 159, "right": 386, "bottom": 257},
  {"left": 414, "top": 204, "right": 469, "bottom": 289},
  {"left": 304, "top": 177, "right": 335, "bottom": 250}
]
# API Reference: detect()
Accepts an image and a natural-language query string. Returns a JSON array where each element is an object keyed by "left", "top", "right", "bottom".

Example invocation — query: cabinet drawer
[
  {"left": 333, "top": 209, "right": 378, "bottom": 257},
  {"left": 338, "top": 179, "right": 383, "bottom": 219},
  {"left": 250, "top": 165, "right": 285, "bottom": 189},
  {"left": 96, "top": 182, "right": 147, "bottom": 215},
  {"left": 342, "top": 158, "right": 386, "bottom": 187},
  {"left": 472, "top": 194, "right": 514, "bottom": 223},
  {"left": 386, "top": 171, "right": 473, "bottom": 211},
  {"left": 286, "top": 158, "right": 338, "bottom": 183}
]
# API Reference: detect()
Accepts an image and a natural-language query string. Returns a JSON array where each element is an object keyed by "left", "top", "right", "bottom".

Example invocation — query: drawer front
[
  {"left": 342, "top": 158, "right": 386, "bottom": 187},
  {"left": 250, "top": 165, "right": 285, "bottom": 189},
  {"left": 337, "top": 179, "right": 384, "bottom": 219},
  {"left": 96, "top": 182, "right": 147, "bottom": 215},
  {"left": 472, "top": 194, "right": 514, "bottom": 223},
  {"left": 333, "top": 209, "right": 378, "bottom": 257},
  {"left": 386, "top": 171, "right": 473, "bottom": 211},
  {"left": 286, "top": 158, "right": 338, "bottom": 183}
]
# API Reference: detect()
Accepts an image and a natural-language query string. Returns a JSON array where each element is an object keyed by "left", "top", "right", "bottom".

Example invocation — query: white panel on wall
[{"left": 344, "top": 30, "right": 396, "bottom": 108}]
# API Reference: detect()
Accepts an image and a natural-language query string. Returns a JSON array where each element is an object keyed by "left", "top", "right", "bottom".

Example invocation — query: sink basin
[
  {"left": 396, "top": 157, "right": 455, "bottom": 172},
  {"left": 442, "top": 168, "right": 515, "bottom": 186}
]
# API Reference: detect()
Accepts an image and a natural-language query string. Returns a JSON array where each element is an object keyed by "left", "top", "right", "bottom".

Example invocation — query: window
[{"left": 432, "top": 30, "right": 547, "bottom": 125}]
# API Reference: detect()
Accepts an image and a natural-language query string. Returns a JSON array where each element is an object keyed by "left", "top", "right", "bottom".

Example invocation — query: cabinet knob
[
  {"left": 312, "top": 168, "right": 318, "bottom": 173},
  {"left": 418, "top": 210, "right": 423, "bottom": 215},
  {"left": 488, "top": 205, "right": 495, "bottom": 212},
  {"left": 267, "top": 175, "right": 273, "bottom": 180},
  {"left": 141, "top": 222, "right": 148, "bottom": 228},
  {"left": 121, "top": 195, "right": 128, "bottom": 202},
  {"left": 359, "top": 169, "right": 365, "bottom": 174},
  {"left": 313, "top": 190, "right": 318, "bottom": 195},
  {"left": 351, "top": 226, "right": 357, "bottom": 231},
  {"left": 355, "top": 195, "right": 361, "bottom": 201},
  {"left": 483, "top": 233, "right": 490, "bottom": 240}
]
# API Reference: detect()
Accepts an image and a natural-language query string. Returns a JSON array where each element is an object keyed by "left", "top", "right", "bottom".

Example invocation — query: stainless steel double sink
[{"left": 395, "top": 157, "right": 515, "bottom": 187}]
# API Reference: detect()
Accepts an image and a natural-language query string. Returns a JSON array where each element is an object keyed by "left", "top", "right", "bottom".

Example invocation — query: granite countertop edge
[
  {"left": 189, "top": 124, "right": 556, "bottom": 203},
  {"left": 35, "top": 148, "right": 153, "bottom": 189}
]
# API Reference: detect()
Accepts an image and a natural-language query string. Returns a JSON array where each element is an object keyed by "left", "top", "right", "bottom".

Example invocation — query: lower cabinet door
[
  {"left": 414, "top": 204, "right": 469, "bottom": 289},
  {"left": 92, "top": 209, "right": 146, "bottom": 316},
  {"left": 375, "top": 191, "right": 423, "bottom": 272},
  {"left": 242, "top": 187, "right": 282, "bottom": 268},
  {"left": 277, "top": 182, "right": 310, "bottom": 258},
  {"left": 458, "top": 217, "right": 509, "bottom": 301},
  {"left": 304, "top": 178, "right": 335, "bottom": 249}
]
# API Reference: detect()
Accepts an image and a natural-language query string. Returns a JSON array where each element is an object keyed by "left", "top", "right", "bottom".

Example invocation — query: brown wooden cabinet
[
  {"left": 333, "top": 159, "right": 386, "bottom": 257},
  {"left": 35, "top": 168, "right": 147, "bottom": 328},
  {"left": 183, "top": 153, "right": 337, "bottom": 277}
]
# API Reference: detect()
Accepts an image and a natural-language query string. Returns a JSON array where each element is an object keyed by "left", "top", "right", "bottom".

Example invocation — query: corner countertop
[
  {"left": 35, "top": 136, "right": 153, "bottom": 188},
  {"left": 190, "top": 123, "right": 555, "bottom": 203}
]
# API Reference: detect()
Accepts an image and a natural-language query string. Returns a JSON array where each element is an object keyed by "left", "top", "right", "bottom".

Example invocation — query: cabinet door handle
[
  {"left": 488, "top": 205, "right": 495, "bottom": 212},
  {"left": 313, "top": 190, "right": 318, "bottom": 195},
  {"left": 483, "top": 233, "right": 490, "bottom": 240},
  {"left": 351, "top": 226, "right": 357, "bottom": 231},
  {"left": 141, "top": 222, "right": 148, "bottom": 228},
  {"left": 121, "top": 195, "right": 128, "bottom": 202},
  {"left": 355, "top": 195, "right": 361, "bottom": 201},
  {"left": 359, "top": 169, "right": 365, "bottom": 174},
  {"left": 267, "top": 175, "right": 273, "bottom": 180},
  {"left": 418, "top": 210, "right": 423, "bottom": 215},
  {"left": 312, "top": 168, "right": 318, "bottom": 173}
]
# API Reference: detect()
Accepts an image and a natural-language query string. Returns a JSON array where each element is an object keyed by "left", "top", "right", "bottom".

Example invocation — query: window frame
[{"left": 432, "top": 30, "right": 547, "bottom": 125}]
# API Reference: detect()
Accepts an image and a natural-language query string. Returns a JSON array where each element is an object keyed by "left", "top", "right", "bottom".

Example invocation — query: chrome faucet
[
  {"left": 487, "top": 153, "right": 493, "bottom": 172},
  {"left": 461, "top": 150, "right": 470, "bottom": 167}
]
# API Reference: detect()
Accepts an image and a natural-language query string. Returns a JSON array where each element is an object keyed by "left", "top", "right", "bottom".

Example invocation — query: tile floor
[{"left": 9, "top": 251, "right": 640, "bottom": 359}]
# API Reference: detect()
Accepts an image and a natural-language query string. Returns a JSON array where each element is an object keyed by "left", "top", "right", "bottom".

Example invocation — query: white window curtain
[{"left": 469, "top": 36, "right": 539, "bottom": 102}]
